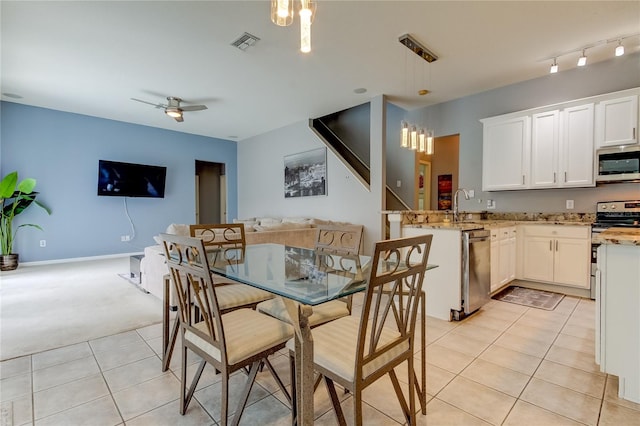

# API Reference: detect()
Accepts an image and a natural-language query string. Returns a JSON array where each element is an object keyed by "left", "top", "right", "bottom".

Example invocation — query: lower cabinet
[
  {"left": 490, "top": 226, "right": 516, "bottom": 293},
  {"left": 520, "top": 225, "right": 590, "bottom": 289}
]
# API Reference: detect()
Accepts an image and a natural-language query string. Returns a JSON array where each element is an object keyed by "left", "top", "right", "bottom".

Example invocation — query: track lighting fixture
[
  {"left": 577, "top": 50, "right": 587, "bottom": 67},
  {"left": 545, "top": 32, "right": 637, "bottom": 75}
]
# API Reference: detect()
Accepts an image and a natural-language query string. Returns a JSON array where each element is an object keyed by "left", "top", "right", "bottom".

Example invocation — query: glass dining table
[
  {"left": 209, "top": 243, "right": 370, "bottom": 426},
  {"left": 162, "top": 243, "right": 436, "bottom": 425}
]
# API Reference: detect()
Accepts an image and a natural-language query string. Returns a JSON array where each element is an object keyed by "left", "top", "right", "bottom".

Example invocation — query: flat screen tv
[{"left": 97, "top": 160, "right": 166, "bottom": 198}]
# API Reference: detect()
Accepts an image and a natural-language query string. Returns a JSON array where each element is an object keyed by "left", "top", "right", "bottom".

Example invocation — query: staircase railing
[{"left": 309, "top": 118, "right": 410, "bottom": 211}]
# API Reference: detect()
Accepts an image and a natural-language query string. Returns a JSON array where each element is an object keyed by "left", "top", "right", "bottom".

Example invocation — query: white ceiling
[{"left": 2, "top": 1, "right": 639, "bottom": 141}]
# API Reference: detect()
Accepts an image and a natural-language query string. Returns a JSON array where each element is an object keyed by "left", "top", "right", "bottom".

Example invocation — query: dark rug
[{"left": 493, "top": 286, "right": 565, "bottom": 310}]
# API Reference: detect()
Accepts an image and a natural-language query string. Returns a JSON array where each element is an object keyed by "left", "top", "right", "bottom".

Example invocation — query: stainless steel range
[{"left": 591, "top": 200, "right": 640, "bottom": 298}]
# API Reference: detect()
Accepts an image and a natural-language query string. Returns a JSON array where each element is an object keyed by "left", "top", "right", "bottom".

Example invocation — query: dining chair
[
  {"left": 289, "top": 234, "right": 433, "bottom": 426},
  {"left": 257, "top": 223, "right": 364, "bottom": 327},
  {"left": 162, "top": 223, "right": 274, "bottom": 371},
  {"left": 160, "top": 233, "right": 294, "bottom": 426}
]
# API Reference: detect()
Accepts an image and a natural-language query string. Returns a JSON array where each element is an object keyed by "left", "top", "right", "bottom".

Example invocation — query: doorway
[
  {"left": 416, "top": 161, "right": 431, "bottom": 210},
  {"left": 195, "top": 160, "right": 227, "bottom": 224}
]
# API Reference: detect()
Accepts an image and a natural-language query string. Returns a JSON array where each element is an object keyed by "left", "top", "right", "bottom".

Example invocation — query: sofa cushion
[{"left": 253, "top": 222, "right": 313, "bottom": 232}]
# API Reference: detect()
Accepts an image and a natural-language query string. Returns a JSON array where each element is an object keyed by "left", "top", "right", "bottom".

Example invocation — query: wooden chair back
[
  {"left": 356, "top": 234, "right": 433, "bottom": 382},
  {"left": 160, "top": 233, "right": 229, "bottom": 366},
  {"left": 315, "top": 223, "right": 364, "bottom": 255},
  {"left": 190, "top": 223, "right": 246, "bottom": 265}
]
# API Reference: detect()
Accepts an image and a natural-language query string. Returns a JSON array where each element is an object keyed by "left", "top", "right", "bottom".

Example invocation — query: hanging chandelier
[
  {"left": 399, "top": 34, "right": 437, "bottom": 155},
  {"left": 271, "top": 0, "right": 316, "bottom": 53}
]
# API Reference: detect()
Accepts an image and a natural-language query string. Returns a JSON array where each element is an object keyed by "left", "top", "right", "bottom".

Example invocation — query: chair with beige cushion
[
  {"left": 160, "top": 233, "right": 294, "bottom": 426},
  {"left": 162, "top": 224, "right": 274, "bottom": 371},
  {"left": 289, "top": 234, "right": 433, "bottom": 425},
  {"left": 256, "top": 223, "right": 364, "bottom": 327}
]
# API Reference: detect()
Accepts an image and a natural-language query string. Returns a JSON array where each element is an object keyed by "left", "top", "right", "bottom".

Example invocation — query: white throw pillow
[
  {"left": 166, "top": 223, "right": 190, "bottom": 236},
  {"left": 258, "top": 217, "right": 282, "bottom": 226},
  {"left": 282, "top": 217, "right": 312, "bottom": 224},
  {"left": 233, "top": 218, "right": 258, "bottom": 232}
]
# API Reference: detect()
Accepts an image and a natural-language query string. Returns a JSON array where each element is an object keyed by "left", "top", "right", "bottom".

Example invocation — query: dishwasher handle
[{"left": 464, "top": 229, "right": 490, "bottom": 242}]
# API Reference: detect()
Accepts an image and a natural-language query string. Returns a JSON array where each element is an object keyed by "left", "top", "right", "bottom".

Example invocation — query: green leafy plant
[{"left": 0, "top": 171, "right": 51, "bottom": 255}]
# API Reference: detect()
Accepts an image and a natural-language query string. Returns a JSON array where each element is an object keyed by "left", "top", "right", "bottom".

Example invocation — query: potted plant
[{"left": 0, "top": 171, "right": 51, "bottom": 271}]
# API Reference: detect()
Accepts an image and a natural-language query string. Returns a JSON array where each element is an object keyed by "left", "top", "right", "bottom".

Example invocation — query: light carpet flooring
[
  {"left": 0, "top": 257, "right": 162, "bottom": 361},
  {"left": 1, "top": 259, "right": 640, "bottom": 425}
]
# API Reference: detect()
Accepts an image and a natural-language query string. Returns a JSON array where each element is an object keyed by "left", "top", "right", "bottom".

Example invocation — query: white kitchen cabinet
[
  {"left": 530, "top": 110, "right": 560, "bottom": 188},
  {"left": 490, "top": 226, "right": 516, "bottom": 293},
  {"left": 562, "top": 103, "right": 595, "bottom": 187},
  {"left": 482, "top": 115, "right": 530, "bottom": 191},
  {"left": 521, "top": 225, "right": 590, "bottom": 289},
  {"left": 596, "top": 95, "right": 638, "bottom": 147},
  {"left": 527, "top": 104, "right": 595, "bottom": 189}
]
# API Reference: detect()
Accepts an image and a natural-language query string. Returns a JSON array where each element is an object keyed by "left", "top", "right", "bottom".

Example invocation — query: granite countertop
[
  {"left": 405, "top": 220, "right": 591, "bottom": 230},
  {"left": 405, "top": 222, "right": 485, "bottom": 231},
  {"left": 592, "top": 228, "right": 640, "bottom": 246}
]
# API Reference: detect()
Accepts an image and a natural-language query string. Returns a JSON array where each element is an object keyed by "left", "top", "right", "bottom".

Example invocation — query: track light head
[
  {"left": 615, "top": 40, "right": 625, "bottom": 56},
  {"left": 577, "top": 50, "right": 587, "bottom": 66},
  {"left": 550, "top": 59, "right": 558, "bottom": 74}
]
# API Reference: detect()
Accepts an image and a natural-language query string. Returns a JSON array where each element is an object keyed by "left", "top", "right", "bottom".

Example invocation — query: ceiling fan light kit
[{"left": 131, "top": 96, "right": 207, "bottom": 123}]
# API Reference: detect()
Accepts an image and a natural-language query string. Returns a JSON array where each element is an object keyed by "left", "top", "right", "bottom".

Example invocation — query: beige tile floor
[{"left": 2, "top": 295, "right": 639, "bottom": 425}]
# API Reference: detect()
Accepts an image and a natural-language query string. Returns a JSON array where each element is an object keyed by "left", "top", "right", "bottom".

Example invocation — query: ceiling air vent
[{"left": 231, "top": 32, "right": 261, "bottom": 51}]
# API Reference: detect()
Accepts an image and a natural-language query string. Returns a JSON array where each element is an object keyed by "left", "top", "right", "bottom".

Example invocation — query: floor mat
[{"left": 493, "top": 286, "right": 565, "bottom": 310}]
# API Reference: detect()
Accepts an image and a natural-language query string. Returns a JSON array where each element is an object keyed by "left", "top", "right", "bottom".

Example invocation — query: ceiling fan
[{"left": 131, "top": 96, "right": 207, "bottom": 122}]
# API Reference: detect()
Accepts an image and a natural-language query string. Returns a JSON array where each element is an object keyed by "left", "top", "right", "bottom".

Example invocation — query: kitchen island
[{"left": 594, "top": 228, "right": 640, "bottom": 403}]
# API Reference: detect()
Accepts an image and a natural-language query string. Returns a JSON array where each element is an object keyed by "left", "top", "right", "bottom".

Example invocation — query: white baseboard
[{"left": 22, "top": 252, "right": 145, "bottom": 266}]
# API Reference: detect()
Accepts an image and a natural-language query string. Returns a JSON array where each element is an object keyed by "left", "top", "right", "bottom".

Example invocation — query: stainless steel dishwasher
[{"left": 453, "top": 229, "right": 491, "bottom": 320}]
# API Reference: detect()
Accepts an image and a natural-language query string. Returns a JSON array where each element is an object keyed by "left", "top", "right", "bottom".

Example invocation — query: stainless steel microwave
[{"left": 596, "top": 145, "right": 640, "bottom": 182}]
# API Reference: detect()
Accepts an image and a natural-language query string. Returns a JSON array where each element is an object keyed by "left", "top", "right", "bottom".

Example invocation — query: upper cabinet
[
  {"left": 482, "top": 116, "right": 530, "bottom": 191},
  {"left": 482, "top": 88, "right": 637, "bottom": 191},
  {"left": 595, "top": 95, "right": 638, "bottom": 148}
]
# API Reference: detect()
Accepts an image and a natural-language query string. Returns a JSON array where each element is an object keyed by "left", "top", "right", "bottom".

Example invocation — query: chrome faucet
[{"left": 453, "top": 188, "right": 470, "bottom": 222}]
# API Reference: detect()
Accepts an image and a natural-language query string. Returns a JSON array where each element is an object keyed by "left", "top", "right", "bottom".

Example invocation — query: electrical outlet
[
  {"left": 121, "top": 235, "right": 127, "bottom": 242},
  {"left": 468, "top": 189, "right": 475, "bottom": 198},
  {"left": 39, "top": 240, "right": 46, "bottom": 247},
  {"left": 566, "top": 200, "right": 574, "bottom": 209},
  {"left": 396, "top": 180, "right": 401, "bottom": 188},
  {"left": 487, "top": 199, "right": 496, "bottom": 210}
]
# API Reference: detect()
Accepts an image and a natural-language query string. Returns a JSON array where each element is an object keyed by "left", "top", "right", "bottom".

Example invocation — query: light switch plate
[
  {"left": 487, "top": 199, "right": 496, "bottom": 209},
  {"left": 396, "top": 180, "right": 401, "bottom": 188},
  {"left": 566, "top": 199, "right": 574, "bottom": 209},
  {"left": 468, "top": 189, "right": 475, "bottom": 198}
]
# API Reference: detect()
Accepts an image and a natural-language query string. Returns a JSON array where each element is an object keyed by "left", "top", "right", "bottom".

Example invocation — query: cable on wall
[{"left": 123, "top": 197, "right": 136, "bottom": 241}]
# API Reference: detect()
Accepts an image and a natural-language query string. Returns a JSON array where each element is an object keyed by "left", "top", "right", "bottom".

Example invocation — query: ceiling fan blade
[
  {"left": 131, "top": 98, "right": 166, "bottom": 109},
  {"left": 180, "top": 105, "right": 208, "bottom": 112}
]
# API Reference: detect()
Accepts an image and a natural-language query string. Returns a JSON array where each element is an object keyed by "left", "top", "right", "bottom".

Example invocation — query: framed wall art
[{"left": 284, "top": 147, "right": 327, "bottom": 198}]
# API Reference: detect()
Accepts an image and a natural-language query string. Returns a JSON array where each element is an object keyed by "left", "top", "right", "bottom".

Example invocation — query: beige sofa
[{"left": 140, "top": 218, "right": 352, "bottom": 306}]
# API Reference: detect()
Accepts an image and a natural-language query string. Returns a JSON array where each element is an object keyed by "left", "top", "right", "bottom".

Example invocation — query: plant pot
[{"left": 0, "top": 254, "right": 19, "bottom": 271}]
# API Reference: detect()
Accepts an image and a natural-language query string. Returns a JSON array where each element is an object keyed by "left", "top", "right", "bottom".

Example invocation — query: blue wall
[{"left": 0, "top": 102, "right": 238, "bottom": 262}]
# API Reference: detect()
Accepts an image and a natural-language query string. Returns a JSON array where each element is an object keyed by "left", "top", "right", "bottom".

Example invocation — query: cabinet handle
[
  {"left": 549, "top": 240, "right": 553, "bottom": 251},
  {"left": 555, "top": 240, "right": 559, "bottom": 251},
  {"left": 564, "top": 172, "right": 567, "bottom": 183},
  {"left": 553, "top": 172, "right": 556, "bottom": 183},
  {"left": 634, "top": 127, "right": 636, "bottom": 139},
  {"left": 522, "top": 175, "right": 525, "bottom": 185}
]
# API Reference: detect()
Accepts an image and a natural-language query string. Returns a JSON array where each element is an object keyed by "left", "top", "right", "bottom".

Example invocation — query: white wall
[{"left": 237, "top": 97, "right": 386, "bottom": 254}]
